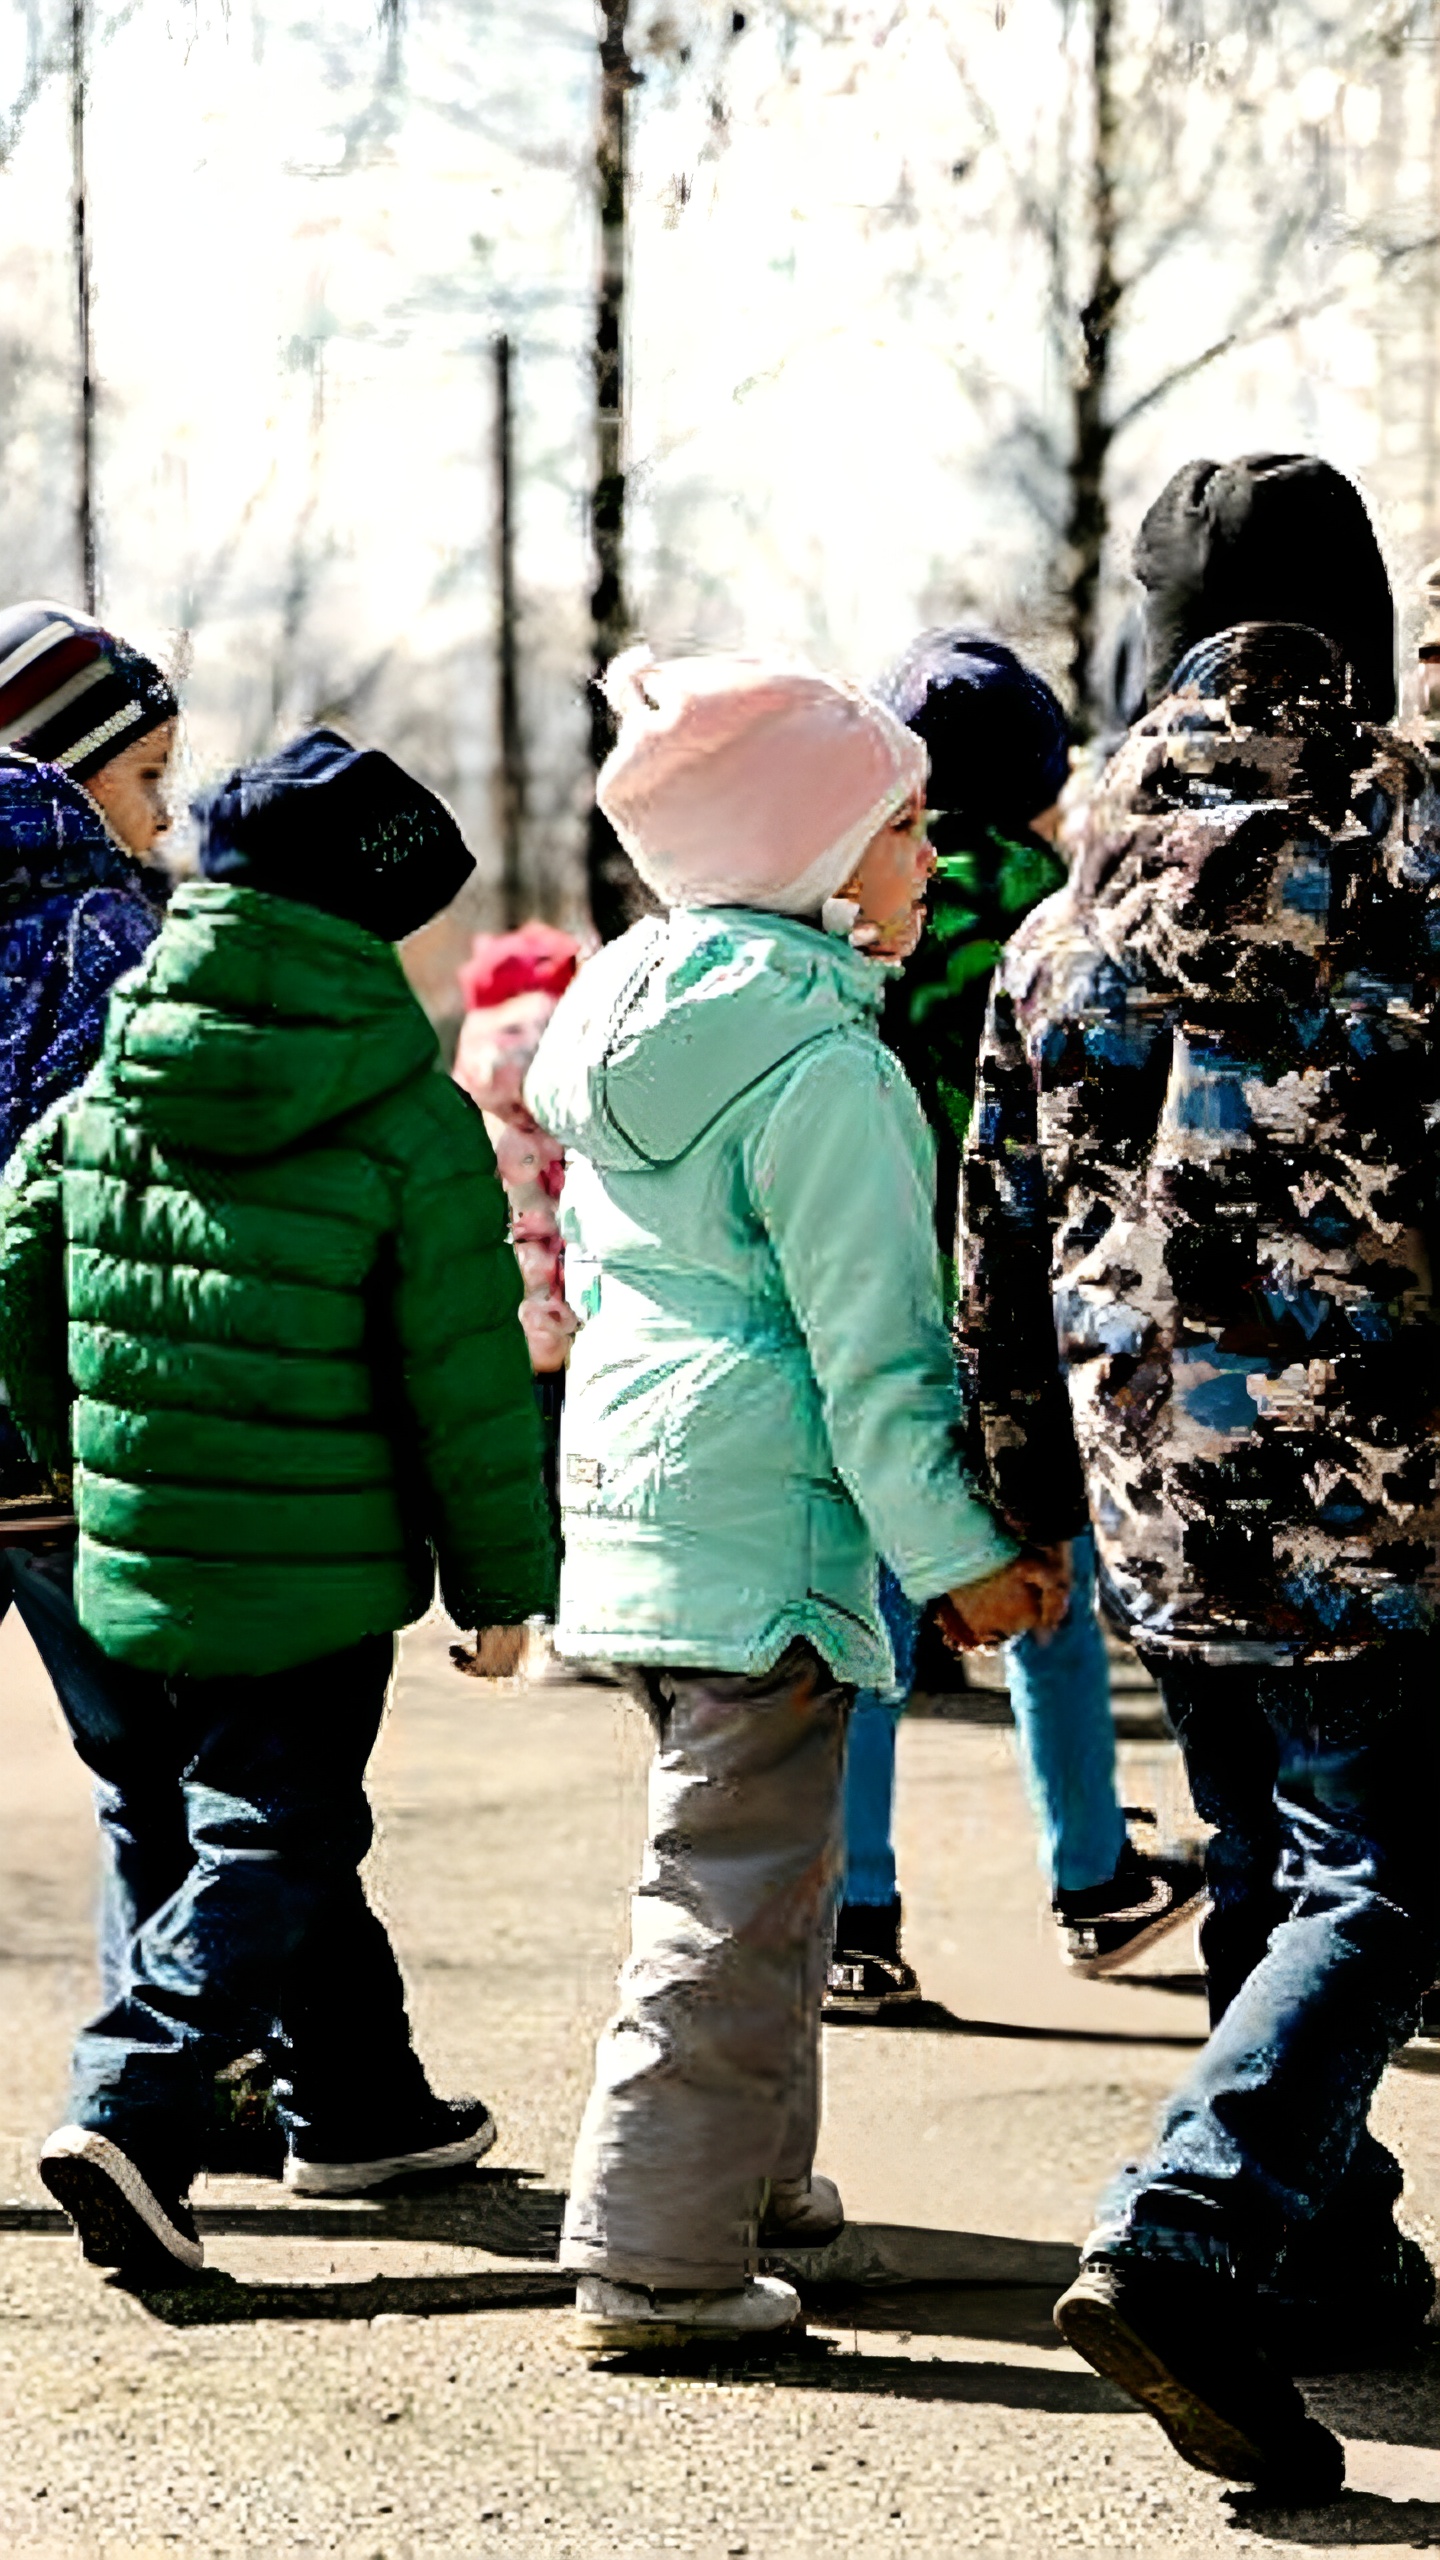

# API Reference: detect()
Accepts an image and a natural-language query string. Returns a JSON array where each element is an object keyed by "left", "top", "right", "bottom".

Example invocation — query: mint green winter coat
[{"left": 525, "top": 908, "right": 1017, "bottom": 1688}]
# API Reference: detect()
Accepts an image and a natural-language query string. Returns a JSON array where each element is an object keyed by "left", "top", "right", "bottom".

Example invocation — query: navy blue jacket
[
  {"left": 0, "top": 754, "right": 162, "bottom": 1172},
  {"left": 1, "top": 754, "right": 161, "bottom": 1496}
]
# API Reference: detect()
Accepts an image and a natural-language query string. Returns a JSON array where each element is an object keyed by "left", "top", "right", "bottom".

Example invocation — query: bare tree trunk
[
  {"left": 70, "top": 0, "right": 96, "bottom": 615},
  {"left": 1062, "top": 0, "right": 1120, "bottom": 733},
  {"left": 585, "top": 0, "right": 652, "bottom": 940},
  {"left": 493, "top": 332, "right": 526, "bottom": 929}
]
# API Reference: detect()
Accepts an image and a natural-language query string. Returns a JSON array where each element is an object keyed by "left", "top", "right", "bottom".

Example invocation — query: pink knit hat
[{"left": 596, "top": 647, "right": 928, "bottom": 916}]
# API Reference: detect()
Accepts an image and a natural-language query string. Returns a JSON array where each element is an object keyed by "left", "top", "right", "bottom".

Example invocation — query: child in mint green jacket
[{"left": 528, "top": 649, "right": 1068, "bottom": 2356}]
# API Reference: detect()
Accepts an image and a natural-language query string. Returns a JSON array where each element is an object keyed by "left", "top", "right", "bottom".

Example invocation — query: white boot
[
  {"left": 760, "top": 2173, "right": 844, "bottom": 2245},
  {"left": 573, "top": 2273, "right": 802, "bottom": 2352}
]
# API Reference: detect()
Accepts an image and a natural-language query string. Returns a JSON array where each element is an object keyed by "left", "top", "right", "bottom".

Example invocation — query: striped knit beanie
[{"left": 0, "top": 601, "right": 177, "bottom": 781}]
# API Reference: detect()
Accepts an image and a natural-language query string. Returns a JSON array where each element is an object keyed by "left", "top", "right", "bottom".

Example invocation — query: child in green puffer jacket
[{"left": 0, "top": 728, "right": 554, "bottom": 2282}]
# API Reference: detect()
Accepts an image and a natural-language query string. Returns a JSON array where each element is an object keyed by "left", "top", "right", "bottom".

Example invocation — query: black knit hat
[
  {"left": 876, "top": 629, "right": 1070, "bottom": 834},
  {"left": 1134, "top": 454, "right": 1396, "bottom": 721},
  {"left": 197, "top": 727, "right": 475, "bottom": 943},
  {"left": 0, "top": 600, "right": 177, "bottom": 780}
]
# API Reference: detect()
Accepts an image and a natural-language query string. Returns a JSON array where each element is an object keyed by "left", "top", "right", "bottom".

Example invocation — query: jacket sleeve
[
  {"left": 0, "top": 1103, "right": 72, "bottom": 1487},
  {"left": 390, "top": 1086, "right": 556, "bottom": 1629},
  {"left": 744, "top": 1034, "right": 1018, "bottom": 1604},
  {"left": 956, "top": 980, "right": 1088, "bottom": 1542},
  {"left": 27, "top": 890, "right": 157, "bottom": 1135}
]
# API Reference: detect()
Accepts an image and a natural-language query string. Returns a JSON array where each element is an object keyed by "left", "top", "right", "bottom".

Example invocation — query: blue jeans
[
  {"left": 841, "top": 1566, "right": 919, "bottom": 1906},
  {"left": 841, "top": 1533, "right": 1124, "bottom": 1908},
  {"left": 1089, "top": 1646, "right": 1440, "bottom": 2288},
  {"left": 1006, "top": 1531, "right": 1126, "bottom": 1896},
  {"left": 7, "top": 1546, "right": 429, "bottom": 2187}
]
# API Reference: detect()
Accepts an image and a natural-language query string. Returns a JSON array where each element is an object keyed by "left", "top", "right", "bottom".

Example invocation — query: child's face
[
  {"left": 838, "top": 794, "right": 935, "bottom": 963},
  {"left": 85, "top": 718, "right": 177, "bottom": 859}
]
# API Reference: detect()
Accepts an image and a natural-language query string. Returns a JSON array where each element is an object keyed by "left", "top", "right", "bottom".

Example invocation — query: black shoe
[
  {"left": 823, "top": 1899, "right": 923, "bottom": 2020},
  {"left": 39, "top": 2125, "right": 204, "bottom": 2281},
  {"left": 1259, "top": 2227, "right": 1436, "bottom": 2372},
  {"left": 284, "top": 2094, "right": 497, "bottom": 2195},
  {"left": 1055, "top": 2258, "right": 1345, "bottom": 2499},
  {"left": 1055, "top": 1839, "right": 1207, "bottom": 1977},
  {"left": 1415, "top": 1986, "right": 1440, "bottom": 2041},
  {"left": 203, "top": 2051, "right": 287, "bottom": 2178}
]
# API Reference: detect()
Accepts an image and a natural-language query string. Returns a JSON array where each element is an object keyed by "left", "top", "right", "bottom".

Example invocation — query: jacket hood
[
  {"left": 1066, "top": 621, "right": 1416, "bottom": 1013},
  {"left": 527, "top": 908, "right": 886, "bottom": 1171},
  {"left": 1134, "top": 452, "right": 1396, "bottom": 720},
  {"left": 99, "top": 878, "right": 438, "bottom": 1158},
  {"left": 0, "top": 751, "right": 164, "bottom": 921}
]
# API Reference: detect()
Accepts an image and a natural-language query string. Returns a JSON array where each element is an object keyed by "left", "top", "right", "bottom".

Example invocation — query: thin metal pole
[
  {"left": 493, "top": 333, "right": 525, "bottom": 928},
  {"left": 71, "top": 0, "right": 96, "bottom": 615}
]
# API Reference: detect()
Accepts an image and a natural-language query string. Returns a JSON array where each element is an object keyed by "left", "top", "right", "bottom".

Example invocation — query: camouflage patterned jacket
[{"left": 959, "top": 620, "right": 1440, "bottom": 1662}]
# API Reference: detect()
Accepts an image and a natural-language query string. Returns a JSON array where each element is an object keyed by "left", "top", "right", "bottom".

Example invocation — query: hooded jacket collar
[
  {"left": 528, "top": 906, "right": 887, "bottom": 1173},
  {"left": 98, "top": 878, "right": 437, "bottom": 1159},
  {"left": 1066, "top": 621, "right": 1411, "bottom": 1013},
  {"left": 0, "top": 751, "right": 163, "bottom": 920}
]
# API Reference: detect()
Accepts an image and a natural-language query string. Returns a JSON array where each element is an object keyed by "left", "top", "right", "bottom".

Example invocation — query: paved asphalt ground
[{"left": 2, "top": 1604, "right": 1439, "bottom": 2557}]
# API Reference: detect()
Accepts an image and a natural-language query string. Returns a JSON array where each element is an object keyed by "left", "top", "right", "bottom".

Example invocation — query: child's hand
[
  {"left": 450, "top": 1625, "right": 528, "bottom": 1679},
  {"left": 938, "top": 1546, "right": 1071, "bottom": 1651}
]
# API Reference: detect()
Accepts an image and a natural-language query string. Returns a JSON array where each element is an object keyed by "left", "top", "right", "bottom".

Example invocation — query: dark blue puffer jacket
[
  {"left": 0, "top": 753, "right": 163, "bottom": 1172},
  {"left": 0, "top": 753, "right": 162, "bottom": 1497}
]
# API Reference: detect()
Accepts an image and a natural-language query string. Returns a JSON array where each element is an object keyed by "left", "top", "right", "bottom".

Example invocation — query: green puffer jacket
[
  {"left": 526, "top": 908, "right": 1017, "bottom": 1688},
  {"left": 0, "top": 879, "right": 554, "bottom": 1674}
]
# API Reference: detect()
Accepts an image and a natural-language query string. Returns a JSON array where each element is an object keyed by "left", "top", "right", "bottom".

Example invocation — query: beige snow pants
[{"left": 560, "top": 1639, "right": 851, "bottom": 2290}]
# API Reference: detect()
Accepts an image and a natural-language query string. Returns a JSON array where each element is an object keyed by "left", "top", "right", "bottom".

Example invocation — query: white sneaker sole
[
  {"left": 573, "top": 2304, "right": 804, "bottom": 2353},
  {"left": 283, "top": 2109, "right": 497, "bottom": 2196},
  {"left": 39, "top": 2126, "right": 204, "bottom": 2275},
  {"left": 821, "top": 1982, "right": 923, "bottom": 2021}
]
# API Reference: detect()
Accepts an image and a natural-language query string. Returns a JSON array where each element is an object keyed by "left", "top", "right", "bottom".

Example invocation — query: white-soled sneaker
[
  {"left": 573, "top": 2273, "right": 802, "bottom": 2353},
  {"left": 759, "top": 2173, "right": 844, "bottom": 2246},
  {"left": 39, "top": 2125, "right": 204, "bottom": 2279},
  {"left": 285, "top": 2096, "right": 496, "bottom": 2196}
]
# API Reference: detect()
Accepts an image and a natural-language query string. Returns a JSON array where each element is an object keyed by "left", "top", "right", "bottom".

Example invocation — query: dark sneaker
[
  {"left": 39, "top": 2125, "right": 203, "bottom": 2281},
  {"left": 284, "top": 2095, "right": 497, "bottom": 2196},
  {"left": 823, "top": 1898, "right": 923, "bottom": 2020},
  {"left": 1414, "top": 1986, "right": 1440, "bottom": 2041},
  {"left": 1055, "top": 2259, "right": 1345, "bottom": 2499},
  {"left": 204, "top": 2051, "right": 286, "bottom": 2178},
  {"left": 1259, "top": 2227, "right": 1436, "bottom": 2372},
  {"left": 1055, "top": 1839, "right": 1207, "bottom": 1978},
  {"left": 759, "top": 2173, "right": 844, "bottom": 2246}
]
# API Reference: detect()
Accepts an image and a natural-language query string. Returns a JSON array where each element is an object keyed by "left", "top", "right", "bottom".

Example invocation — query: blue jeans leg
[
  {"left": 1089, "top": 1648, "right": 1440, "bottom": 2286},
  {"left": 6, "top": 1543, "right": 187, "bottom": 2004},
  {"left": 67, "top": 1632, "right": 431, "bottom": 2187},
  {"left": 1004, "top": 1530, "right": 1126, "bottom": 1897},
  {"left": 841, "top": 1566, "right": 919, "bottom": 1909}
]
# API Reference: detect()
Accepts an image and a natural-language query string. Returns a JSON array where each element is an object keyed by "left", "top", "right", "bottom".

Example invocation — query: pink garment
[
  {"left": 459, "top": 920, "right": 580, "bottom": 1012},
  {"left": 454, "top": 990, "right": 560, "bottom": 1120},
  {"left": 597, "top": 646, "right": 927, "bottom": 916},
  {"left": 453, "top": 923, "right": 582, "bottom": 1375}
]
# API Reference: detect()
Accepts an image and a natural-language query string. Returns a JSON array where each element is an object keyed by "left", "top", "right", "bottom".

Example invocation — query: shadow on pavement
[
  {"left": 1107, "top": 1969, "right": 1208, "bottom": 1999},
  {"left": 809, "top": 2280, "right": 1067, "bottom": 2350},
  {"left": 826, "top": 1998, "right": 1205, "bottom": 2048},
  {"left": 598, "top": 2334, "right": 1131, "bottom": 2412},
  {"left": 126, "top": 2266, "right": 574, "bottom": 2324},
  {"left": 1225, "top": 2490, "right": 1440, "bottom": 2543},
  {"left": 1308, "top": 2353, "right": 1440, "bottom": 2450},
  {"left": 0, "top": 2170, "right": 566, "bottom": 2260},
  {"left": 1392, "top": 2043, "right": 1440, "bottom": 2075}
]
